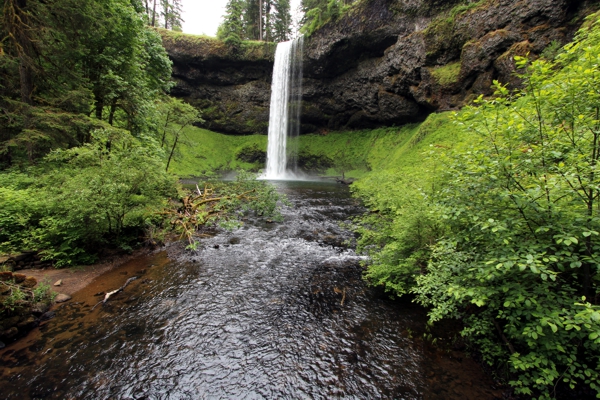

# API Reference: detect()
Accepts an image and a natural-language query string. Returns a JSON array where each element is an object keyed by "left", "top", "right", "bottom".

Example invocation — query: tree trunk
[
  {"left": 259, "top": 0, "right": 263, "bottom": 41},
  {"left": 152, "top": 0, "right": 157, "bottom": 26},
  {"left": 166, "top": 133, "right": 179, "bottom": 172},
  {"left": 95, "top": 96, "right": 104, "bottom": 120},
  {"left": 18, "top": 57, "right": 33, "bottom": 104},
  {"left": 164, "top": 0, "right": 169, "bottom": 29},
  {"left": 108, "top": 99, "right": 117, "bottom": 125},
  {"left": 5, "top": 0, "right": 34, "bottom": 104}
]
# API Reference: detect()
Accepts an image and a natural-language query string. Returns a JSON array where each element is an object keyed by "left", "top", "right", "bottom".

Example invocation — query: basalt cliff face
[
  {"left": 162, "top": 32, "right": 276, "bottom": 135},
  {"left": 163, "top": 0, "right": 600, "bottom": 134}
]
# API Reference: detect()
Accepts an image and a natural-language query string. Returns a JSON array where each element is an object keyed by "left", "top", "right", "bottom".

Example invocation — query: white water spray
[{"left": 264, "top": 37, "right": 304, "bottom": 180}]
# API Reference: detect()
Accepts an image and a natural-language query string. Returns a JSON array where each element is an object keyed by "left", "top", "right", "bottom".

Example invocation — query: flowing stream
[{"left": 0, "top": 181, "right": 501, "bottom": 399}]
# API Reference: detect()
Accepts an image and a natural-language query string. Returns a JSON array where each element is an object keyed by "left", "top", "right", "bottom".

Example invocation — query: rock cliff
[
  {"left": 162, "top": 0, "right": 600, "bottom": 134},
  {"left": 162, "top": 30, "right": 276, "bottom": 134}
]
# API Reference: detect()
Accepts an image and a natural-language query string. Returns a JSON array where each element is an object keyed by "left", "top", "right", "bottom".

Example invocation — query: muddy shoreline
[{"left": 18, "top": 247, "right": 154, "bottom": 296}]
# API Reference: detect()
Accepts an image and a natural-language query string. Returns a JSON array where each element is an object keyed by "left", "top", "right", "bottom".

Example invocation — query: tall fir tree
[
  {"left": 272, "top": 0, "right": 291, "bottom": 42},
  {"left": 218, "top": 0, "right": 244, "bottom": 46}
]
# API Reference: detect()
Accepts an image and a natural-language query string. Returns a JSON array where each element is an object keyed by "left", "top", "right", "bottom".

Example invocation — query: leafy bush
[
  {"left": 355, "top": 14, "right": 600, "bottom": 398},
  {"left": 0, "top": 129, "right": 177, "bottom": 266}
]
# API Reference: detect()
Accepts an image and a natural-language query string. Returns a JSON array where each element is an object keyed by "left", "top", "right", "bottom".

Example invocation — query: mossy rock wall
[
  {"left": 302, "top": 0, "right": 600, "bottom": 127},
  {"left": 160, "top": 29, "right": 275, "bottom": 135},
  {"left": 161, "top": 0, "right": 600, "bottom": 135}
]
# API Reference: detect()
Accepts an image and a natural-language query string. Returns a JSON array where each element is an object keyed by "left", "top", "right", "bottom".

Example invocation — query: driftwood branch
[{"left": 91, "top": 276, "right": 138, "bottom": 311}]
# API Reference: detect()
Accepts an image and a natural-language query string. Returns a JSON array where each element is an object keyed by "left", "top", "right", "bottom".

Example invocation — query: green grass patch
[
  {"left": 170, "top": 113, "right": 462, "bottom": 180},
  {"left": 168, "top": 126, "right": 267, "bottom": 177}
]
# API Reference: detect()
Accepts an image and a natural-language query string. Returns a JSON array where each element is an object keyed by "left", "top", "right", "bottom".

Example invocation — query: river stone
[
  {"left": 2, "top": 326, "right": 18, "bottom": 340},
  {"left": 31, "top": 302, "right": 50, "bottom": 316},
  {"left": 12, "top": 273, "right": 26, "bottom": 284},
  {"left": 54, "top": 294, "right": 72, "bottom": 303},
  {"left": 54, "top": 279, "right": 62, "bottom": 286},
  {"left": 17, "top": 316, "right": 38, "bottom": 331},
  {"left": 40, "top": 311, "right": 55, "bottom": 322}
]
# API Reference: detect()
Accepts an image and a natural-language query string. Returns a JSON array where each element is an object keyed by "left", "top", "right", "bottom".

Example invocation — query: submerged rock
[{"left": 54, "top": 294, "right": 72, "bottom": 303}]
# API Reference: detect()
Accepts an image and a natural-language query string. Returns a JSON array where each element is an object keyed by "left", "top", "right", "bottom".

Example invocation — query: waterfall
[{"left": 264, "top": 36, "right": 304, "bottom": 180}]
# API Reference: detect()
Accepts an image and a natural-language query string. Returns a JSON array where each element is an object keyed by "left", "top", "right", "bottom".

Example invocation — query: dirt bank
[{"left": 19, "top": 248, "right": 153, "bottom": 296}]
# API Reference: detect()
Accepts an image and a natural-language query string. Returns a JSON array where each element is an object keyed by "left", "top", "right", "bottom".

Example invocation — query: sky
[{"left": 180, "top": 0, "right": 302, "bottom": 38}]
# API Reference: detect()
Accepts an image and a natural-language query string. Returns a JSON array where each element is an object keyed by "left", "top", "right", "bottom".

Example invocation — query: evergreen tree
[
  {"left": 161, "top": 0, "right": 183, "bottom": 30},
  {"left": 272, "top": 0, "right": 292, "bottom": 42},
  {"left": 0, "top": 0, "right": 172, "bottom": 164},
  {"left": 217, "top": 0, "right": 244, "bottom": 46},
  {"left": 218, "top": 0, "right": 292, "bottom": 43},
  {"left": 244, "top": 0, "right": 261, "bottom": 40}
]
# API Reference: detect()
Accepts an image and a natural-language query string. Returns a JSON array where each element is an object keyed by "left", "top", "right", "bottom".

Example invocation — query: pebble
[{"left": 54, "top": 279, "right": 62, "bottom": 286}]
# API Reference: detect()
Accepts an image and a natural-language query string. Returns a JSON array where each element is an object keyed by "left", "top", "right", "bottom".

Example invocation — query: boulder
[{"left": 0, "top": 271, "right": 13, "bottom": 282}]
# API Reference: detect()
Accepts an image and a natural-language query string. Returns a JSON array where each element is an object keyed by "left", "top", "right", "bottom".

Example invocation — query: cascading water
[{"left": 264, "top": 37, "right": 304, "bottom": 179}]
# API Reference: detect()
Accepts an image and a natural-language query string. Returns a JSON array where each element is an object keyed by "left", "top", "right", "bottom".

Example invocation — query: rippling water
[{"left": 0, "top": 181, "right": 501, "bottom": 399}]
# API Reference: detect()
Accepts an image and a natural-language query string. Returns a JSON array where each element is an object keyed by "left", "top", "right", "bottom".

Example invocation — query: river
[{"left": 0, "top": 180, "right": 501, "bottom": 399}]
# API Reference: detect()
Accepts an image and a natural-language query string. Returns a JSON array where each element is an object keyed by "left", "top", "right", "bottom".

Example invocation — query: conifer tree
[
  {"left": 272, "top": 0, "right": 292, "bottom": 42},
  {"left": 218, "top": 0, "right": 244, "bottom": 46}
]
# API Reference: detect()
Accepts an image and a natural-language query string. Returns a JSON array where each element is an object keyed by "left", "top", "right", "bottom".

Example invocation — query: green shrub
[
  {"left": 0, "top": 129, "right": 177, "bottom": 266},
  {"left": 354, "top": 15, "right": 600, "bottom": 397}
]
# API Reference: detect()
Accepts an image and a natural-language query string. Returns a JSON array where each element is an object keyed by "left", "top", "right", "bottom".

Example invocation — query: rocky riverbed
[{"left": 0, "top": 181, "right": 504, "bottom": 399}]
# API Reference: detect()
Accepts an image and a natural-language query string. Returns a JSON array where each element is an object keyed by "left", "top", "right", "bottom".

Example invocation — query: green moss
[
  {"left": 430, "top": 61, "right": 461, "bottom": 86},
  {"left": 422, "top": 0, "right": 489, "bottom": 61}
]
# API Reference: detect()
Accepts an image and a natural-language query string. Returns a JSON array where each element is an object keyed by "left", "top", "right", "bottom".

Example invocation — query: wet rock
[
  {"left": 54, "top": 294, "right": 72, "bottom": 303},
  {"left": 17, "top": 316, "right": 38, "bottom": 331},
  {"left": 54, "top": 279, "right": 62, "bottom": 286},
  {"left": 31, "top": 302, "right": 50, "bottom": 316},
  {"left": 2, "top": 326, "right": 18, "bottom": 340},
  {"left": 22, "top": 276, "right": 37, "bottom": 288},
  {"left": 39, "top": 311, "right": 55, "bottom": 322},
  {"left": 164, "top": 0, "right": 597, "bottom": 133},
  {"left": 0, "top": 340, "right": 5, "bottom": 349},
  {"left": 12, "top": 273, "right": 26, "bottom": 284}
]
